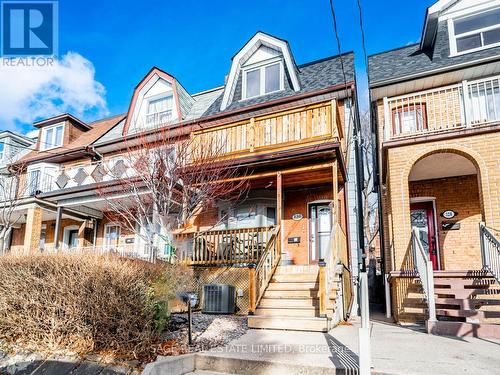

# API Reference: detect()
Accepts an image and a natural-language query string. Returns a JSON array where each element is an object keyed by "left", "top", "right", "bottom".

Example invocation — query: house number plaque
[{"left": 441, "top": 210, "right": 457, "bottom": 219}]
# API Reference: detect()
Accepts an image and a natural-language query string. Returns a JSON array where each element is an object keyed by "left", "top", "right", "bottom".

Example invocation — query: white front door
[{"left": 309, "top": 203, "right": 332, "bottom": 263}]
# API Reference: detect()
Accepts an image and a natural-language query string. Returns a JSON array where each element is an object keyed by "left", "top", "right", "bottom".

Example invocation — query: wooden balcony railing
[
  {"left": 191, "top": 101, "right": 339, "bottom": 158},
  {"left": 383, "top": 74, "right": 500, "bottom": 141},
  {"left": 178, "top": 226, "right": 275, "bottom": 266}
]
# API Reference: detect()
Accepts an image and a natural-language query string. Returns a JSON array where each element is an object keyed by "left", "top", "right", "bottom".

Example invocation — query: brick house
[
  {"left": 369, "top": 0, "right": 500, "bottom": 338},
  {"left": 2, "top": 32, "right": 361, "bottom": 332}
]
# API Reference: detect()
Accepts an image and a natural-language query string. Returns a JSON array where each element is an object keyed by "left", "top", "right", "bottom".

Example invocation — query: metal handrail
[
  {"left": 411, "top": 228, "right": 437, "bottom": 322},
  {"left": 480, "top": 222, "right": 500, "bottom": 284}
]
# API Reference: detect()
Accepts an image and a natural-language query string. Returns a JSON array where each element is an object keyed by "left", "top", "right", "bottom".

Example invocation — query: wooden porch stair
[
  {"left": 399, "top": 272, "right": 500, "bottom": 338},
  {"left": 248, "top": 265, "right": 341, "bottom": 332}
]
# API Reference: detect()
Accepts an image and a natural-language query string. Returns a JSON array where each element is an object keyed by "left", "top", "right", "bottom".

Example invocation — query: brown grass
[{"left": 0, "top": 252, "right": 191, "bottom": 358}]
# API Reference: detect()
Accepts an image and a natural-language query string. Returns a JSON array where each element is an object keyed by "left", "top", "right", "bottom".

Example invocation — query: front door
[
  {"left": 309, "top": 203, "right": 332, "bottom": 263},
  {"left": 410, "top": 201, "right": 439, "bottom": 270},
  {"left": 67, "top": 229, "right": 79, "bottom": 250}
]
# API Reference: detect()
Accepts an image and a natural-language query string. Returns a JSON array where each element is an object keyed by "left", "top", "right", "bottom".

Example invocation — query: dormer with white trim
[
  {"left": 124, "top": 67, "right": 194, "bottom": 135},
  {"left": 421, "top": 0, "right": 500, "bottom": 56},
  {"left": 220, "top": 32, "right": 301, "bottom": 111}
]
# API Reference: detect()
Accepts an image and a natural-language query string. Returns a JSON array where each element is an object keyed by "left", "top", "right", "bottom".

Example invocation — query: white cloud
[{"left": 0, "top": 52, "right": 108, "bottom": 133}]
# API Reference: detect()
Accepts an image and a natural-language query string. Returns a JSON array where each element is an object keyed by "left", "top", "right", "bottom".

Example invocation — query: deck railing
[
  {"left": 384, "top": 74, "right": 500, "bottom": 140},
  {"left": 179, "top": 226, "right": 275, "bottom": 266},
  {"left": 252, "top": 226, "right": 281, "bottom": 310},
  {"left": 480, "top": 222, "right": 500, "bottom": 284},
  {"left": 191, "top": 101, "right": 338, "bottom": 158},
  {"left": 411, "top": 228, "right": 437, "bottom": 322}
]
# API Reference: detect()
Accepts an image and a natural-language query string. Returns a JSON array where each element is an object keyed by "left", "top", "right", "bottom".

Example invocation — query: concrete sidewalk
[{"left": 203, "top": 315, "right": 500, "bottom": 375}]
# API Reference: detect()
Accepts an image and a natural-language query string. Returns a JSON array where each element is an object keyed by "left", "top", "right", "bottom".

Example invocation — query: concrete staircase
[
  {"left": 399, "top": 271, "right": 500, "bottom": 338},
  {"left": 248, "top": 265, "right": 340, "bottom": 332}
]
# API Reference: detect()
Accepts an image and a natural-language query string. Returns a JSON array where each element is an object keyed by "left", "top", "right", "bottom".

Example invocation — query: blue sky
[{"left": 2, "top": 0, "right": 436, "bottom": 133}]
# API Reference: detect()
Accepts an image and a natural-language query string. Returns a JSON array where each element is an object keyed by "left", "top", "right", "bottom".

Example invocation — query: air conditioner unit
[{"left": 202, "top": 284, "right": 236, "bottom": 314}]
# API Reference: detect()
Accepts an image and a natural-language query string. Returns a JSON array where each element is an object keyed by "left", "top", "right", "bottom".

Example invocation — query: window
[
  {"left": 451, "top": 8, "right": 500, "bottom": 54},
  {"left": 40, "top": 123, "right": 64, "bottom": 150},
  {"left": 243, "top": 61, "right": 283, "bottom": 99},
  {"left": 392, "top": 104, "right": 427, "bottom": 135},
  {"left": 28, "top": 169, "right": 41, "bottom": 196},
  {"left": 0, "top": 142, "right": 4, "bottom": 160},
  {"left": 146, "top": 95, "right": 173, "bottom": 126},
  {"left": 104, "top": 224, "right": 121, "bottom": 249}
]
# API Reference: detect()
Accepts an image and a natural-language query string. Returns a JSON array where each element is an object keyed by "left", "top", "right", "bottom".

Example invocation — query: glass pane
[
  {"left": 246, "top": 69, "right": 260, "bottom": 98},
  {"left": 456, "top": 34, "right": 482, "bottom": 52},
  {"left": 484, "top": 28, "right": 500, "bottom": 46},
  {"left": 454, "top": 8, "right": 500, "bottom": 35},
  {"left": 265, "top": 63, "right": 280, "bottom": 93},
  {"left": 44, "top": 128, "right": 53, "bottom": 149},
  {"left": 54, "top": 126, "right": 63, "bottom": 147},
  {"left": 0, "top": 142, "right": 4, "bottom": 159}
]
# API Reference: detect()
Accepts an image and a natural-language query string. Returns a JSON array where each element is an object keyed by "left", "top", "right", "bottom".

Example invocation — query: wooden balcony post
[
  {"left": 249, "top": 117, "right": 255, "bottom": 152},
  {"left": 277, "top": 172, "right": 283, "bottom": 253},
  {"left": 330, "top": 99, "right": 337, "bottom": 137},
  {"left": 248, "top": 264, "right": 256, "bottom": 314},
  {"left": 318, "top": 259, "right": 327, "bottom": 317}
]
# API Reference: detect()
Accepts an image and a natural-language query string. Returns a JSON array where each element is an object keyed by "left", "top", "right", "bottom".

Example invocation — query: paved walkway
[
  {"left": 0, "top": 352, "right": 134, "bottom": 375},
  {"left": 204, "top": 314, "right": 500, "bottom": 375}
]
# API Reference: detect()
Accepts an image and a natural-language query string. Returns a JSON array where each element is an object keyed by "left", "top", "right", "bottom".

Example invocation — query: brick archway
[{"left": 389, "top": 144, "right": 492, "bottom": 270}]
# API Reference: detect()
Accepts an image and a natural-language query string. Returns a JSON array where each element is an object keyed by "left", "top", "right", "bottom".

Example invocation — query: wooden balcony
[
  {"left": 383, "top": 74, "right": 500, "bottom": 141},
  {"left": 177, "top": 226, "right": 277, "bottom": 266},
  {"left": 191, "top": 100, "right": 342, "bottom": 160}
]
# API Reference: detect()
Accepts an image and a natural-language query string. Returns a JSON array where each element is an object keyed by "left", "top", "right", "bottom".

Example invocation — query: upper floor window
[
  {"left": 242, "top": 60, "right": 283, "bottom": 100},
  {"left": 0, "top": 142, "right": 5, "bottom": 160},
  {"left": 392, "top": 104, "right": 427, "bottom": 135},
  {"left": 146, "top": 95, "right": 173, "bottom": 127},
  {"left": 40, "top": 123, "right": 64, "bottom": 150},
  {"left": 451, "top": 7, "right": 500, "bottom": 54}
]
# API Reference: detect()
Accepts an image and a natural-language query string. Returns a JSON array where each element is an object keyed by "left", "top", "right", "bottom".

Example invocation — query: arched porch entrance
[{"left": 407, "top": 151, "right": 483, "bottom": 271}]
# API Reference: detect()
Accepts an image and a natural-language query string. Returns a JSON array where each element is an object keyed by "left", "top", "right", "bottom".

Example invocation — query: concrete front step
[
  {"left": 248, "top": 315, "right": 330, "bottom": 332},
  {"left": 436, "top": 309, "right": 500, "bottom": 319},
  {"left": 434, "top": 288, "right": 500, "bottom": 298},
  {"left": 435, "top": 297, "right": 500, "bottom": 309},
  {"left": 255, "top": 307, "right": 320, "bottom": 317},
  {"left": 428, "top": 320, "right": 500, "bottom": 339},
  {"left": 274, "top": 265, "right": 319, "bottom": 275}
]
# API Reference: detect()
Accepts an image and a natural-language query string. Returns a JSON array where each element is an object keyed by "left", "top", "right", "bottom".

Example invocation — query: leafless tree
[
  {"left": 360, "top": 110, "right": 378, "bottom": 253},
  {"left": 97, "top": 126, "right": 248, "bottom": 260},
  {"left": 0, "top": 160, "right": 29, "bottom": 254}
]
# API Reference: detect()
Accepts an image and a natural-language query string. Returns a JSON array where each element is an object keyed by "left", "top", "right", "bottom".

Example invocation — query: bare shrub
[{"left": 0, "top": 252, "right": 191, "bottom": 357}]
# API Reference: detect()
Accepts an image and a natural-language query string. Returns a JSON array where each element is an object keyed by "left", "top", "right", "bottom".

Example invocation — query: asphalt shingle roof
[{"left": 368, "top": 21, "right": 500, "bottom": 85}]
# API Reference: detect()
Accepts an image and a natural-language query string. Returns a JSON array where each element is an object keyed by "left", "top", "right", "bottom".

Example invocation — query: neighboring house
[
  {"left": 369, "top": 0, "right": 500, "bottom": 338},
  {"left": 0, "top": 131, "right": 36, "bottom": 252},
  {"left": 2, "top": 32, "right": 361, "bottom": 332}
]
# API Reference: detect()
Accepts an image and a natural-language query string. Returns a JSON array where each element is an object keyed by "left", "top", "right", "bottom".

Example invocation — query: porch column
[
  {"left": 277, "top": 172, "right": 283, "bottom": 253},
  {"left": 54, "top": 206, "right": 63, "bottom": 251},
  {"left": 24, "top": 206, "right": 43, "bottom": 253},
  {"left": 78, "top": 220, "right": 87, "bottom": 248},
  {"left": 332, "top": 161, "right": 339, "bottom": 258}
]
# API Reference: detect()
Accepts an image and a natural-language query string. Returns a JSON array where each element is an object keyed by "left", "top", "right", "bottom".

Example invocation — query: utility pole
[{"left": 354, "top": 92, "right": 371, "bottom": 375}]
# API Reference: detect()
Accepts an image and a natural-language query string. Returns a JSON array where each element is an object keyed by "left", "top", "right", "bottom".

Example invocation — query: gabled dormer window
[
  {"left": 450, "top": 7, "right": 500, "bottom": 55},
  {"left": 242, "top": 59, "right": 284, "bottom": 100},
  {"left": 40, "top": 123, "right": 64, "bottom": 151},
  {"left": 146, "top": 95, "right": 173, "bottom": 127}
]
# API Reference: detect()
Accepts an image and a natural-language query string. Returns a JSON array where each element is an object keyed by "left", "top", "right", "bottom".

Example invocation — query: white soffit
[{"left": 409, "top": 153, "right": 477, "bottom": 181}]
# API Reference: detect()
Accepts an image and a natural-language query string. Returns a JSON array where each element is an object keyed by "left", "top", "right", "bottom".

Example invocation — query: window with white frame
[
  {"left": 40, "top": 123, "right": 64, "bottom": 150},
  {"left": 451, "top": 7, "right": 500, "bottom": 54},
  {"left": 146, "top": 95, "right": 173, "bottom": 127},
  {"left": 243, "top": 60, "right": 283, "bottom": 100}
]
